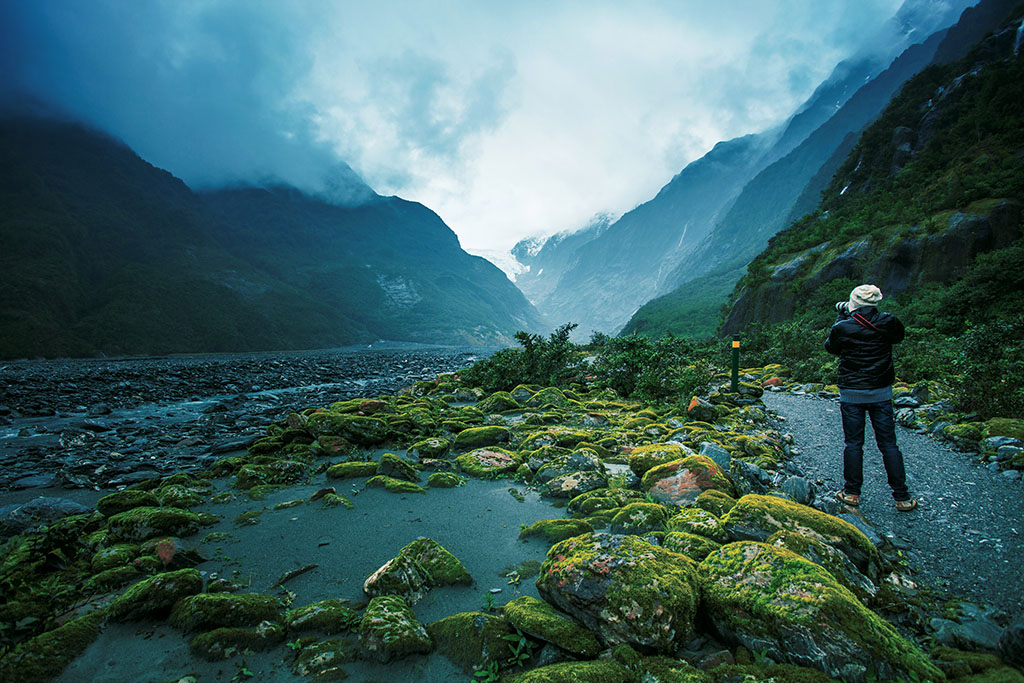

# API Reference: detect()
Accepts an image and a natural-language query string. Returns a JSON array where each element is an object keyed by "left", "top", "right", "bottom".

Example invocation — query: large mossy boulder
[
  {"left": 234, "top": 460, "right": 310, "bottom": 490},
  {"left": 478, "top": 391, "right": 522, "bottom": 413},
  {"left": 767, "top": 530, "right": 878, "bottom": 605},
  {"left": 666, "top": 508, "right": 728, "bottom": 543},
  {"left": 453, "top": 426, "right": 512, "bottom": 451},
  {"left": 627, "top": 443, "right": 692, "bottom": 477},
  {"left": 640, "top": 455, "right": 734, "bottom": 507},
  {"left": 721, "top": 494, "right": 879, "bottom": 573},
  {"left": 189, "top": 623, "right": 284, "bottom": 661},
  {"left": 426, "top": 611, "right": 516, "bottom": 673},
  {"left": 0, "top": 610, "right": 105, "bottom": 681},
  {"left": 536, "top": 532, "right": 699, "bottom": 652},
  {"left": 519, "top": 518, "right": 594, "bottom": 543},
  {"left": 306, "top": 412, "right": 390, "bottom": 445},
  {"left": 325, "top": 461, "right": 378, "bottom": 479},
  {"left": 609, "top": 502, "right": 669, "bottom": 534},
  {"left": 661, "top": 531, "right": 722, "bottom": 562},
  {"left": 535, "top": 449, "right": 605, "bottom": 484},
  {"left": 700, "top": 541, "right": 942, "bottom": 682},
  {"left": 567, "top": 488, "right": 645, "bottom": 516},
  {"left": 363, "top": 537, "right": 472, "bottom": 603},
  {"left": 503, "top": 658, "right": 633, "bottom": 682},
  {"left": 285, "top": 599, "right": 361, "bottom": 634},
  {"left": 525, "top": 387, "right": 571, "bottom": 410},
  {"left": 170, "top": 593, "right": 281, "bottom": 632},
  {"left": 96, "top": 490, "right": 160, "bottom": 517},
  {"left": 503, "top": 595, "right": 602, "bottom": 657},
  {"left": 543, "top": 470, "right": 608, "bottom": 498},
  {"left": 456, "top": 447, "right": 522, "bottom": 477},
  {"left": 107, "top": 568, "right": 203, "bottom": 621},
  {"left": 358, "top": 594, "right": 432, "bottom": 663},
  {"left": 407, "top": 437, "right": 450, "bottom": 461},
  {"left": 106, "top": 506, "right": 200, "bottom": 542},
  {"left": 377, "top": 453, "right": 420, "bottom": 482}
]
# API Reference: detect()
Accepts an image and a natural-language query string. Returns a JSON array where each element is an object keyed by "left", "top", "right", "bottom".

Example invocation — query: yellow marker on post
[{"left": 731, "top": 334, "right": 740, "bottom": 393}]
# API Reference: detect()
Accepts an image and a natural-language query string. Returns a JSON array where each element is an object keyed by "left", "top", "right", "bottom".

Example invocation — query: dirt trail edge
[{"left": 764, "top": 391, "right": 1024, "bottom": 617}]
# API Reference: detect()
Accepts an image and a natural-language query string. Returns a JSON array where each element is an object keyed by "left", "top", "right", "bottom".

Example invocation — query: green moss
[
  {"left": 96, "top": 490, "right": 160, "bottom": 517},
  {"left": 0, "top": 609, "right": 105, "bottom": 681},
  {"left": 325, "top": 461, "right": 378, "bottom": 479},
  {"left": 358, "top": 594, "right": 432, "bottom": 663},
  {"left": 930, "top": 646, "right": 1007, "bottom": 674},
  {"left": 365, "top": 475, "right": 427, "bottom": 494},
  {"left": 292, "top": 637, "right": 359, "bottom": 678},
  {"left": 306, "top": 412, "right": 390, "bottom": 445},
  {"left": 234, "top": 460, "right": 310, "bottom": 490},
  {"left": 943, "top": 422, "right": 984, "bottom": 441},
  {"left": 408, "top": 437, "right": 451, "bottom": 459},
  {"left": 609, "top": 502, "right": 669, "bottom": 534},
  {"left": 628, "top": 443, "right": 690, "bottom": 476},
  {"left": 451, "top": 425, "right": 512, "bottom": 452},
  {"left": 666, "top": 508, "right": 728, "bottom": 543},
  {"left": 503, "top": 596, "right": 601, "bottom": 657},
  {"left": 662, "top": 532, "right": 723, "bottom": 562},
  {"left": 286, "top": 599, "right": 360, "bottom": 634},
  {"left": 87, "top": 565, "right": 142, "bottom": 591},
  {"left": 155, "top": 484, "right": 203, "bottom": 509},
  {"left": 641, "top": 455, "right": 735, "bottom": 506},
  {"left": 427, "top": 471, "right": 466, "bottom": 488},
  {"left": 91, "top": 543, "right": 139, "bottom": 572},
  {"left": 721, "top": 494, "right": 878, "bottom": 572},
  {"left": 699, "top": 541, "right": 941, "bottom": 681},
  {"left": 984, "top": 418, "right": 1024, "bottom": 442},
  {"left": 320, "top": 492, "right": 354, "bottom": 509},
  {"left": 502, "top": 659, "right": 633, "bottom": 682},
  {"left": 426, "top": 611, "right": 516, "bottom": 672},
  {"left": 519, "top": 519, "right": 594, "bottom": 543},
  {"left": 638, "top": 656, "right": 712, "bottom": 682},
  {"left": 189, "top": 622, "right": 284, "bottom": 661},
  {"left": 377, "top": 452, "right": 421, "bottom": 482},
  {"left": 170, "top": 592, "right": 281, "bottom": 632},
  {"left": 107, "top": 568, "right": 203, "bottom": 621},
  {"left": 706, "top": 663, "right": 834, "bottom": 682},
  {"left": 456, "top": 447, "right": 522, "bottom": 477},
  {"left": 567, "top": 488, "right": 645, "bottom": 516},
  {"left": 106, "top": 506, "right": 200, "bottom": 542},
  {"left": 401, "top": 537, "right": 472, "bottom": 586},
  {"left": 478, "top": 391, "right": 522, "bottom": 413},
  {"left": 234, "top": 509, "right": 264, "bottom": 526},
  {"left": 695, "top": 489, "right": 738, "bottom": 518}
]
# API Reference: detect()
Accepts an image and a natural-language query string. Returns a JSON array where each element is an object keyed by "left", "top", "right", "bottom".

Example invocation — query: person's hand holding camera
[{"left": 835, "top": 301, "right": 850, "bottom": 317}]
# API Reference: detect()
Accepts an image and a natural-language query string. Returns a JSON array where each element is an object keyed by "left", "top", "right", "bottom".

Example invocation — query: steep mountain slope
[
  {"left": 721, "top": 11, "right": 1024, "bottom": 333},
  {"left": 626, "top": 0, "right": 1020, "bottom": 338},
  {"left": 0, "top": 116, "right": 544, "bottom": 358},
  {"left": 510, "top": 213, "right": 613, "bottom": 306}
]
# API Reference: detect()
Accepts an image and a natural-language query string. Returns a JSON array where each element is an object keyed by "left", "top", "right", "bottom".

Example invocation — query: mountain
[
  {"left": 624, "top": 0, "right": 1017, "bottom": 338},
  {"left": 0, "top": 116, "right": 544, "bottom": 358},
  {"left": 521, "top": 0, "right": 976, "bottom": 338},
  {"left": 721, "top": 9, "right": 1024, "bottom": 334}
]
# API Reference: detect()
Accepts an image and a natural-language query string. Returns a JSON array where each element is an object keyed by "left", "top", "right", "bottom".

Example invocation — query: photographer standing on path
[{"left": 825, "top": 284, "right": 918, "bottom": 511}]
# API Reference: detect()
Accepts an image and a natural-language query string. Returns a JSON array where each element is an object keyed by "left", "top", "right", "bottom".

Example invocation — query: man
[{"left": 825, "top": 284, "right": 917, "bottom": 511}]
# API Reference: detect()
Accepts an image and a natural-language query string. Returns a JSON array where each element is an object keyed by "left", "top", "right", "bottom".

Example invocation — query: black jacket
[{"left": 824, "top": 306, "right": 905, "bottom": 389}]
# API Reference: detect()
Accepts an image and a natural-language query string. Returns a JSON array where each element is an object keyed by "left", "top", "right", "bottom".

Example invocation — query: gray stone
[
  {"left": 729, "top": 459, "right": 770, "bottom": 496},
  {"left": 838, "top": 513, "right": 884, "bottom": 548},
  {"left": 930, "top": 614, "right": 1004, "bottom": 652},
  {"left": 9, "top": 474, "right": 59, "bottom": 490},
  {"left": 997, "top": 445, "right": 1023, "bottom": 462},
  {"left": 0, "top": 496, "right": 91, "bottom": 537},
  {"left": 982, "top": 436, "right": 1022, "bottom": 452},
  {"left": 999, "top": 617, "right": 1024, "bottom": 667},
  {"left": 699, "top": 442, "right": 732, "bottom": 470},
  {"left": 893, "top": 395, "right": 921, "bottom": 408},
  {"left": 781, "top": 476, "right": 812, "bottom": 505},
  {"left": 1003, "top": 469, "right": 1021, "bottom": 481}
]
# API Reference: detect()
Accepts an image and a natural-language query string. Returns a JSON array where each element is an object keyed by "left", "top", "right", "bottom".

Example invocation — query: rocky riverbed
[{"left": 0, "top": 346, "right": 483, "bottom": 492}]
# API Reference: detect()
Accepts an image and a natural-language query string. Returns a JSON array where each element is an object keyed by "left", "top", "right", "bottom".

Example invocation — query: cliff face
[{"left": 721, "top": 11, "right": 1024, "bottom": 334}]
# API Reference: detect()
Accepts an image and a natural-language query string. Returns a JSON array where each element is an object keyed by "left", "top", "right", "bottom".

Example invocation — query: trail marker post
[{"left": 731, "top": 334, "right": 740, "bottom": 393}]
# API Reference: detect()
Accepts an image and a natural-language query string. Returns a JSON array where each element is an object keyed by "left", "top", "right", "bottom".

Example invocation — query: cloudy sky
[{"left": 3, "top": 0, "right": 930, "bottom": 255}]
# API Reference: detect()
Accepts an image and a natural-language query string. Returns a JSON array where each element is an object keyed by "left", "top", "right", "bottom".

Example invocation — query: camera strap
[{"left": 852, "top": 312, "right": 881, "bottom": 332}]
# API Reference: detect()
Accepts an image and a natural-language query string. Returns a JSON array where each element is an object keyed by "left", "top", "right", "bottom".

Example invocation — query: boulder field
[{"left": 1, "top": 370, "right": 1020, "bottom": 682}]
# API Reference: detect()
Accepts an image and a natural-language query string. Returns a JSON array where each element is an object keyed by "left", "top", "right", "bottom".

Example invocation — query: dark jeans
[{"left": 840, "top": 400, "right": 909, "bottom": 501}]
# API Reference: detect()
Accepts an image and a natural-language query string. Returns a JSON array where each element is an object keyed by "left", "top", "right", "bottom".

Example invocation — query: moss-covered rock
[
  {"left": 627, "top": 443, "right": 692, "bottom": 477},
  {"left": 155, "top": 484, "right": 203, "bottom": 509},
  {"left": 503, "top": 595, "right": 602, "bottom": 657},
  {"left": 666, "top": 508, "right": 728, "bottom": 543},
  {"left": 365, "top": 475, "right": 427, "bottom": 494},
  {"left": 291, "top": 637, "right": 359, "bottom": 678},
  {"left": 636, "top": 656, "right": 712, "bottom": 682},
  {"left": 766, "top": 530, "right": 878, "bottom": 605},
  {"left": 700, "top": 541, "right": 941, "bottom": 681},
  {"left": 107, "top": 568, "right": 203, "bottom": 621},
  {"left": 695, "top": 489, "right": 738, "bottom": 518},
  {"left": 453, "top": 425, "right": 512, "bottom": 451},
  {"left": 502, "top": 659, "right": 633, "bottom": 682},
  {"left": 407, "top": 437, "right": 451, "bottom": 460},
  {"left": 535, "top": 449, "right": 605, "bottom": 484},
  {"left": 983, "top": 418, "right": 1024, "bottom": 442},
  {"left": 306, "top": 412, "right": 390, "bottom": 445},
  {"left": 427, "top": 471, "right": 466, "bottom": 488},
  {"left": 0, "top": 609, "right": 105, "bottom": 681},
  {"left": 519, "top": 518, "right": 594, "bottom": 543},
  {"left": 91, "top": 543, "right": 139, "bottom": 572},
  {"left": 567, "top": 488, "right": 645, "bottom": 516},
  {"left": 478, "top": 391, "right": 522, "bottom": 413},
  {"left": 96, "top": 490, "right": 160, "bottom": 517},
  {"left": 426, "top": 611, "right": 516, "bottom": 673},
  {"left": 661, "top": 531, "right": 722, "bottom": 562},
  {"left": 543, "top": 470, "right": 609, "bottom": 498},
  {"left": 456, "top": 447, "right": 522, "bottom": 477},
  {"left": 325, "top": 461, "right": 378, "bottom": 479},
  {"left": 377, "top": 452, "right": 420, "bottom": 482},
  {"left": 286, "top": 599, "right": 361, "bottom": 634},
  {"left": 537, "top": 532, "right": 699, "bottom": 652},
  {"left": 609, "top": 502, "right": 669, "bottom": 534},
  {"left": 358, "top": 594, "right": 432, "bottom": 663},
  {"left": 106, "top": 506, "right": 200, "bottom": 542},
  {"left": 641, "top": 455, "right": 735, "bottom": 507},
  {"left": 525, "top": 387, "right": 571, "bottom": 410},
  {"left": 189, "top": 622, "right": 284, "bottom": 661},
  {"left": 234, "top": 460, "right": 310, "bottom": 490},
  {"left": 704, "top": 663, "right": 833, "bottom": 682},
  {"left": 363, "top": 537, "right": 472, "bottom": 603},
  {"left": 88, "top": 564, "right": 142, "bottom": 591},
  {"left": 721, "top": 494, "right": 879, "bottom": 573},
  {"left": 170, "top": 592, "right": 281, "bottom": 632}
]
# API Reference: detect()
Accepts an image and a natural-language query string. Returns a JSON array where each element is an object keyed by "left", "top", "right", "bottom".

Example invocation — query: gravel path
[{"left": 764, "top": 392, "right": 1024, "bottom": 617}]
